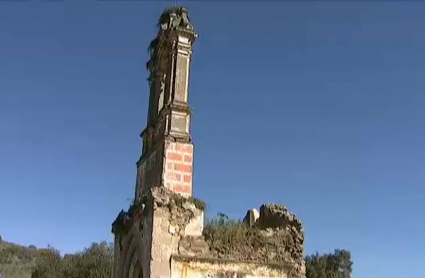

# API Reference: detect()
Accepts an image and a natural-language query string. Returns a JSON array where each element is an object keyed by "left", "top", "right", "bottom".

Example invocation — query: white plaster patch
[
  {"left": 184, "top": 210, "right": 204, "bottom": 237},
  {"left": 171, "top": 257, "right": 289, "bottom": 278},
  {"left": 169, "top": 225, "right": 176, "bottom": 235}
]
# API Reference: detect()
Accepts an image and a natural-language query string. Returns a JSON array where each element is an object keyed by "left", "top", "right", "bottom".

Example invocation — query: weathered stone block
[
  {"left": 243, "top": 208, "right": 260, "bottom": 227},
  {"left": 171, "top": 256, "right": 290, "bottom": 278},
  {"left": 151, "top": 260, "right": 171, "bottom": 278},
  {"left": 184, "top": 205, "right": 204, "bottom": 237},
  {"left": 258, "top": 204, "right": 302, "bottom": 231}
]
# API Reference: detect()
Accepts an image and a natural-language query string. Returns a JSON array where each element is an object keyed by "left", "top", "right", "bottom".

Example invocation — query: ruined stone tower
[
  {"left": 112, "top": 7, "right": 202, "bottom": 278},
  {"left": 136, "top": 6, "right": 197, "bottom": 201},
  {"left": 112, "top": 7, "right": 306, "bottom": 278}
]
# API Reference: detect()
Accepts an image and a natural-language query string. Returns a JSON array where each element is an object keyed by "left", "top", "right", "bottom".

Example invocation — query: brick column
[{"left": 163, "top": 141, "right": 193, "bottom": 196}]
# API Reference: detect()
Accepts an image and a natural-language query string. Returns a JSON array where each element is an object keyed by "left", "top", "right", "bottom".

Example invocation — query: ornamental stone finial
[{"left": 158, "top": 6, "right": 194, "bottom": 32}]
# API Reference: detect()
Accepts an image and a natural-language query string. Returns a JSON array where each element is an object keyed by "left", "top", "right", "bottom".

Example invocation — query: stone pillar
[{"left": 135, "top": 7, "right": 197, "bottom": 201}]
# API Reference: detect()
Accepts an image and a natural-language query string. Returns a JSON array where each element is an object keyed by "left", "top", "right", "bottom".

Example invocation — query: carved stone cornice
[{"left": 138, "top": 6, "right": 195, "bottom": 165}]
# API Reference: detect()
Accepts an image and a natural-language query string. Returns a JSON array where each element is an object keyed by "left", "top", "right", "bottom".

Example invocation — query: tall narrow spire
[{"left": 135, "top": 7, "right": 198, "bottom": 200}]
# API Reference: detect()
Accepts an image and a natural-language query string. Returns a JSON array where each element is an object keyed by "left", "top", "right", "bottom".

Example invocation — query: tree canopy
[
  {"left": 305, "top": 249, "right": 353, "bottom": 278},
  {"left": 30, "top": 242, "right": 113, "bottom": 278}
]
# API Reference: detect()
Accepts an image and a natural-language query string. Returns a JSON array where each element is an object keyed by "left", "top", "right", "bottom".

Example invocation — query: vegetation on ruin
[
  {"left": 202, "top": 213, "right": 353, "bottom": 278},
  {"left": 169, "top": 194, "right": 207, "bottom": 212},
  {"left": 203, "top": 213, "right": 259, "bottom": 254},
  {"left": 202, "top": 213, "right": 294, "bottom": 265},
  {"left": 192, "top": 198, "right": 207, "bottom": 211}
]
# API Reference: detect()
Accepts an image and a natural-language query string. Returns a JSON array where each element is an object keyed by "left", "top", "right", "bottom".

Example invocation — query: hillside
[
  {"left": 0, "top": 237, "right": 38, "bottom": 278},
  {"left": 0, "top": 236, "right": 114, "bottom": 278}
]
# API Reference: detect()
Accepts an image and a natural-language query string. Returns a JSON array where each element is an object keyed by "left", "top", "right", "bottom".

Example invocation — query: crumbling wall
[
  {"left": 147, "top": 187, "right": 207, "bottom": 278},
  {"left": 113, "top": 188, "right": 305, "bottom": 278},
  {"left": 202, "top": 204, "right": 305, "bottom": 278},
  {"left": 112, "top": 187, "right": 208, "bottom": 278},
  {"left": 135, "top": 144, "right": 164, "bottom": 202},
  {"left": 256, "top": 204, "right": 305, "bottom": 278}
]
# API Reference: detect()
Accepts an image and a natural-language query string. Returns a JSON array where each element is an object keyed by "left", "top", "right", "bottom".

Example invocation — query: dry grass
[{"left": 0, "top": 241, "right": 38, "bottom": 278}]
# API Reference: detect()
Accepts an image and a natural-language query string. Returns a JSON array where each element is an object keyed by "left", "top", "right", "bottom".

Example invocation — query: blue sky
[{"left": 1, "top": 1, "right": 424, "bottom": 277}]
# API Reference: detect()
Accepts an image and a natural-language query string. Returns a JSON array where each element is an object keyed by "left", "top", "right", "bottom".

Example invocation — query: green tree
[
  {"left": 65, "top": 241, "right": 113, "bottom": 278},
  {"left": 305, "top": 249, "right": 353, "bottom": 278},
  {"left": 30, "top": 242, "right": 113, "bottom": 278}
]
